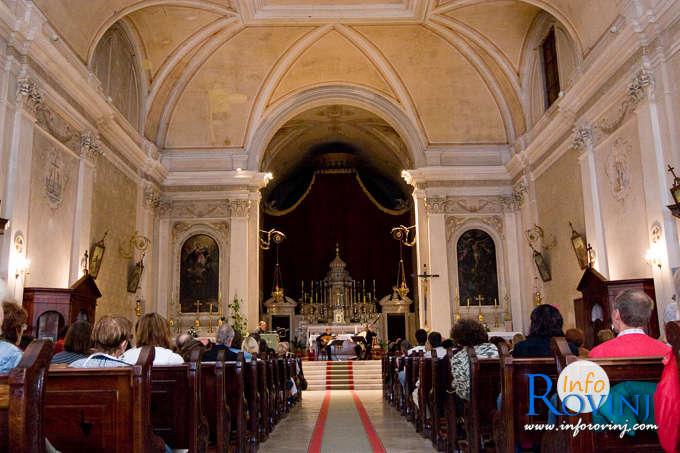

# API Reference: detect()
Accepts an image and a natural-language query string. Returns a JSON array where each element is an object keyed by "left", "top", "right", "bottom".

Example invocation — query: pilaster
[
  {"left": 68, "top": 131, "right": 100, "bottom": 285},
  {"left": 1, "top": 76, "right": 41, "bottom": 300}
]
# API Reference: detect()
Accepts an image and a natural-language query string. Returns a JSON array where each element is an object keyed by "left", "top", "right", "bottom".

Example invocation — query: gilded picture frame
[
  {"left": 533, "top": 250, "right": 552, "bottom": 282},
  {"left": 127, "top": 256, "right": 145, "bottom": 293},
  {"left": 89, "top": 233, "right": 107, "bottom": 279}
]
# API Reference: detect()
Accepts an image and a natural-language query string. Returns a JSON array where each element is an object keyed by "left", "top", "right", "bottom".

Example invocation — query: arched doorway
[{"left": 259, "top": 104, "right": 418, "bottom": 344}]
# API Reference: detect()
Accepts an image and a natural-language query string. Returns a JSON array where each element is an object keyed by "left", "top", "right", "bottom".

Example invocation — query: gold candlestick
[
  {"left": 454, "top": 288, "right": 460, "bottom": 322},
  {"left": 194, "top": 299, "right": 201, "bottom": 327},
  {"left": 135, "top": 299, "right": 143, "bottom": 317},
  {"left": 208, "top": 303, "right": 214, "bottom": 333},
  {"left": 504, "top": 289, "right": 511, "bottom": 321},
  {"left": 475, "top": 295, "right": 484, "bottom": 323}
]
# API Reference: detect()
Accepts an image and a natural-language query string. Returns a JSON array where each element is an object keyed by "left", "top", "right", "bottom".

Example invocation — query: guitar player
[{"left": 316, "top": 327, "right": 335, "bottom": 361}]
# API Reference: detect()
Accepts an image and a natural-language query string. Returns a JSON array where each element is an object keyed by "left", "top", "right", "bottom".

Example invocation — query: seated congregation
[
  {"left": 382, "top": 289, "right": 680, "bottom": 453},
  {"left": 0, "top": 300, "right": 305, "bottom": 453}
]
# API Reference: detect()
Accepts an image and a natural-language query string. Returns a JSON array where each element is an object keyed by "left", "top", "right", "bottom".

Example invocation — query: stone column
[
  {"left": 502, "top": 191, "right": 526, "bottom": 333},
  {"left": 424, "top": 203, "right": 452, "bottom": 335},
  {"left": 575, "top": 127, "right": 610, "bottom": 278},
  {"left": 228, "top": 198, "right": 253, "bottom": 325},
  {"left": 247, "top": 190, "right": 261, "bottom": 330},
  {"left": 68, "top": 132, "right": 99, "bottom": 285},
  {"left": 0, "top": 78, "right": 42, "bottom": 301},
  {"left": 411, "top": 186, "right": 429, "bottom": 328},
  {"left": 138, "top": 180, "right": 160, "bottom": 312}
]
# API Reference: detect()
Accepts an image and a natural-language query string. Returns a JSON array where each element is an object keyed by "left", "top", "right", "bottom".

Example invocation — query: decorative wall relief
[
  {"left": 605, "top": 138, "right": 632, "bottom": 201},
  {"left": 446, "top": 216, "right": 504, "bottom": 241},
  {"left": 456, "top": 229, "right": 499, "bottom": 306},
  {"left": 180, "top": 234, "right": 220, "bottom": 312},
  {"left": 45, "top": 148, "right": 69, "bottom": 209},
  {"left": 426, "top": 196, "right": 504, "bottom": 215},
  {"left": 161, "top": 200, "right": 230, "bottom": 218}
]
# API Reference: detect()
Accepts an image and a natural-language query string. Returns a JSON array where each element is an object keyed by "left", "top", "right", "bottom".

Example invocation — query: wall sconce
[
  {"left": 0, "top": 200, "right": 9, "bottom": 234},
  {"left": 14, "top": 255, "right": 30, "bottom": 279},
  {"left": 645, "top": 248, "right": 662, "bottom": 269},
  {"left": 646, "top": 222, "right": 663, "bottom": 269}
]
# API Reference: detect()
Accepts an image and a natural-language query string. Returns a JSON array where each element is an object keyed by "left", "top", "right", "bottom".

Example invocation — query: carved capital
[
  {"left": 425, "top": 196, "right": 447, "bottom": 214},
  {"left": 569, "top": 125, "right": 593, "bottom": 151},
  {"left": 79, "top": 131, "right": 103, "bottom": 161},
  {"left": 16, "top": 78, "right": 43, "bottom": 116},
  {"left": 143, "top": 182, "right": 162, "bottom": 212},
  {"left": 229, "top": 199, "right": 251, "bottom": 218},
  {"left": 627, "top": 67, "right": 653, "bottom": 103}
]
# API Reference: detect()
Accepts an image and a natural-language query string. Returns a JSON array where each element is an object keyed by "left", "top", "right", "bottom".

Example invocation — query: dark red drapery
[{"left": 261, "top": 172, "right": 415, "bottom": 309}]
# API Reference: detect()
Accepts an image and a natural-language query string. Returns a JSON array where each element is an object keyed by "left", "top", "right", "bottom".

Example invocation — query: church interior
[{"left": 1, "top": 0, "right": 680, "bottom": 452}]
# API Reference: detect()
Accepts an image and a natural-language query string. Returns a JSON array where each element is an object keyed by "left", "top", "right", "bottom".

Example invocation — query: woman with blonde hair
[
  {"left": 242, "top": 336, "right": 260, "bottom": 355},
  {"left": 122, "top": 313, "right": 183, "bottom": 365}
]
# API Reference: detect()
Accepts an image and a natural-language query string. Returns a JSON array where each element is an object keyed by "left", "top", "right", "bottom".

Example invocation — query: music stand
[{"left": 330, "top": 339, "right": 345, "bottom": 361}]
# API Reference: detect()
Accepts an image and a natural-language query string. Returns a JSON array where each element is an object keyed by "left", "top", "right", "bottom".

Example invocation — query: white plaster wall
[
  {"left": 25, "top": 130, "right": 77, "bottom": 287},
  {"left": 594, "top": 120, "right": 652, "bottom": 281}
]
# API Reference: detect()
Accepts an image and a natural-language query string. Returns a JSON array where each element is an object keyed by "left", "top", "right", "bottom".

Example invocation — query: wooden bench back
[
  {"left": 497, "top": 343, "right": 558, "bottom": 450},
  {"left": 44, "top": 346, "right": 164, "bottom": 453},
  {"left": 150, "top": 348, "right": 208, "bottom": 451},
  {"left": 225, "top": 354, "right": 246, "bottom": 453},
  {"left": 201, "top": 350, "right": 231, "bottom": 453},
  {"left": 465, "top": 348, "right": 501, "bottom": 453},
  {"left": 548, "top": 337, "right": 664, "bottom": 452},
  {"left": 0, "top": 339, "right": 53, "bottom": 453}
]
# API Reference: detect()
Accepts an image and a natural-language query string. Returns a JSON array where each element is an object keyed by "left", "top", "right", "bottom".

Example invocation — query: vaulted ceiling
[{"left": 33, "top": 0, "right": 624, "bottom": 158}]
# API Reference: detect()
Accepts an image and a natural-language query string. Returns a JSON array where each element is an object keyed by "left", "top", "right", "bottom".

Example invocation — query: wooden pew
[
  {"left": 542, "top": 337, "right": 664, "bottom": 453},
  {"left": 404, "top": 354, "right": 415, "bottom": 421},
  {"left": 150, "top": 348, "right": 209, "bottom": 452},
  {"left": 201, "top": 350, "right": 231, "bottom": 453},
  {"left": 0, "top": 339, "right": 53, "bottom": 453},
  {"left": 276, "top": 358, "right": 288, "bottom": 416},
  {"left": 430, "top": 354, "right": 452, "bottom": 451},
  {"left": 266, "top": 356, "right": 279, "bottom": 425},
  {"left": 417, "top": 357, "right": 433, "bottom": 438},
  {"left": 44, "top": 346, "right": 165, "bottom": 453},
  {"left": 244, "top": 356, "right": 259, "bottom": 453},
  {"left": 393, "top": 355, "right": 406, "bottom": 415},
  {"left": 226, "top": 353, "right": 247, "bottom": 453},
  {"left": 492, "top": 343, "right": 558, "bottom": 453},
  {"left": 256, "top": 357, "right": 270, "bottom": 441},
  {"left": 665, "top": 320, "right": 680, "bottom": 453},
  {"left": 452, "top": 348, "right": 501, "bottom": 453}
]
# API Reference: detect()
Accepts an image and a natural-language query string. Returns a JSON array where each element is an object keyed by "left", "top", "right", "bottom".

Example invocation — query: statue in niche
[
  {"left": 180, "top": 234, "right": 219, "bottom": 312},
  {"left": 457, "top": 229, "right": 499, "bottom": 306}
]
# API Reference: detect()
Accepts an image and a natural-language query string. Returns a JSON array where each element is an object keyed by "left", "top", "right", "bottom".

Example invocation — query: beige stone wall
[
  {"left": 534, "top": 147, "right": 586, "bottom": 329},
  {"left": 89, "top": 156, "right": 138, "bottom": 321},
  {"left": 25, "top": 131, "right": 78, "bottom": 288}
]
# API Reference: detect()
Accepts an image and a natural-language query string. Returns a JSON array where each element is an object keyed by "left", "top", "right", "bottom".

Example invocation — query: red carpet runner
[{"left": 308, "top": 390, "right": 386, "bottom": 453}]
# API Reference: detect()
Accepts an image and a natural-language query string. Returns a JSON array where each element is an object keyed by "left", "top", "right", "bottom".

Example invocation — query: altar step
[{"left": 302, "top": 360, "right": 382, "bottom": 390}]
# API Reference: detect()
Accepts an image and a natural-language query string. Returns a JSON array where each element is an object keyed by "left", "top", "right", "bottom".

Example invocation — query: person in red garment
[{"left": 589, "top": 289, "right": 670, "bottom": 358}]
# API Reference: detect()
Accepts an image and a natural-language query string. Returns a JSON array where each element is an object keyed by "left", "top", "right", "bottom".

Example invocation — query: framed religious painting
[
  {"left": 533, "top": 249, "right": 552, "bottom": 282},
  {"left": 89, "top": 232, "right": 107, "bottom": 279},
  {"left": 127, "top": 255, "right": 145, "bottom": 293},
  {"left": 569, "top": 223, "right": 588, "bottom": 269}
]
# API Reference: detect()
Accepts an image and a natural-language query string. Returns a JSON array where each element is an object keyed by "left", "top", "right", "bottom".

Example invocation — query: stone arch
[{"left": 247, "top": 84, "right": 427, "bottom": 172}]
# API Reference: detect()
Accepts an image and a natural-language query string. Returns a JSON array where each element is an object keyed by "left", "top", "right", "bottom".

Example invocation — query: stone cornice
[
  {"left": 402, "top": 166, "right": 512, "bottom": 187},
  {"left": 163, "top": 170, "right": 273, "bottom": 189}
]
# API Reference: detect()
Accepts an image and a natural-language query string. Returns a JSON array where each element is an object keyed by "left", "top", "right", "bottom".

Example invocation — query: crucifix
[
  {"left": 586, "top": 243, "right": 595, "bottom": 268},
  {"left": 412, "top": 264, "right": 439, "bottom": 328}
]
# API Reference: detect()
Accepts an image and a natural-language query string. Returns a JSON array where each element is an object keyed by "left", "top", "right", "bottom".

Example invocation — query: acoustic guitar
[{"left": 318, "top": 333, "right": 336, "bottom": 347}]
